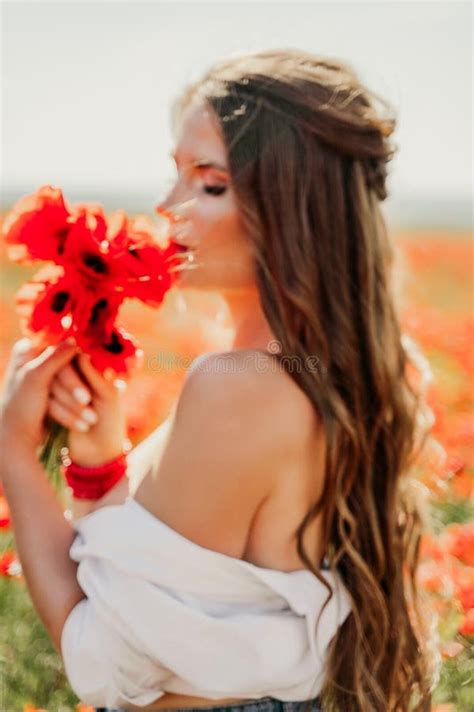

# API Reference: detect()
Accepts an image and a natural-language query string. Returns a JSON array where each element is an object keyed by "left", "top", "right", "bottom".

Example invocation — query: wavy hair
[{"left": 171, "top": 48, "right": 439, "bottom": 711}]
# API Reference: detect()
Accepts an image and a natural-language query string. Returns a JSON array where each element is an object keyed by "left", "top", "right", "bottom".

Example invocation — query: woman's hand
[
  {"left": 48, "top": 350, "right": 130, "bottom": 467},
  {"left": 0, "top": 337, "right": 130, "bottom": 468},
  {"left": 0, "top": 337, "right": 80, "bottom": 458}
]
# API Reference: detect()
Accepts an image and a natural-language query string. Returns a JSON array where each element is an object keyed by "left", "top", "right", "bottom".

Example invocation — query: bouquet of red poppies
[{"left": 1, "top": 185, "right": 184, "bottom": 481}]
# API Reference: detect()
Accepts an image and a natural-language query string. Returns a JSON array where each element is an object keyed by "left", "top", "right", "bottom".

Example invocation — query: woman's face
[{"left": 156, "top": 100, "right": 256, "bottom": 291}]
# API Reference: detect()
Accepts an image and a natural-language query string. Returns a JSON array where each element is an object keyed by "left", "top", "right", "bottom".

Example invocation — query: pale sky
[{"left": 1, "top": 1, "right": 472, "bottom": 227}]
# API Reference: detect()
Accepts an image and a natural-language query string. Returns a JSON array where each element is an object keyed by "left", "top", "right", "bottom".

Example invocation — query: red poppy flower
[
  {"left": 2, "top": 185, "right": 73, "bottom": 264},
  {"left": 446, "top": 522, "right": 474, "bottom": 567},
  {"left": 0, "top": 550, "right": 20, "bottom": 578},
  {"left": 14, "top": 265, "right": 70, "bottom": 347},
  {"left": 100, "top": 212, "right": 182, "bottom": 304},
  {"left": 3, "top": 186, "right": 182, "bottom": 376},
  {"left": 62, "top": 208, "right": 181, "bottom": 304},
  {"left": 118, "top": 238, "right": 179, "bottom": 305},
  {"left": 459, "top": 608, "right": 474, "bottom": 637},
  {"left": 76, "top": 323, "right": 143, "bottom": 376},
  {"left": 15, "top": 264, "right": 122, "bottom": 348},
  {"left": 62, "top": 205, "right": 120, "bottom": 284},
  {"left": 0, "top": 496, "right": 11, "bottom": 530}
]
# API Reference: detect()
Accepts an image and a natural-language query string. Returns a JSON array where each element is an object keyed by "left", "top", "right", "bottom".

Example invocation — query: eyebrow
[{"left": 170, "top": 151, "right": 228, "bottom": 174}]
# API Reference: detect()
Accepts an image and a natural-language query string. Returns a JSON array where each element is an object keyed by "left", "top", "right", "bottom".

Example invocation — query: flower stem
[{"left": 38, "top": 419, "right": 69, "bottom": 494}]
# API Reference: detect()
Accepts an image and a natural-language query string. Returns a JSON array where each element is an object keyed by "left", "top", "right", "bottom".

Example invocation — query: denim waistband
[{"left": 95, "top": 695, "right": 324, "bottom": 712}]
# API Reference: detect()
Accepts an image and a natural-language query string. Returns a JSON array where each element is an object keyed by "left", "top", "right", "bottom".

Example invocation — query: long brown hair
[{"left": 172, "top": 48, "right": 438, "bottom": 711}]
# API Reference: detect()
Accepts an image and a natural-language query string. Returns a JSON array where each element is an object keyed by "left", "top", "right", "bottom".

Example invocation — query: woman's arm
[
  {"left": 0, "top": 337, "right": 177, "bottom": 659},
  {"left": 68, "top": 466, "right": 131, "bottom": 521},
  {"left": 1, "top": 443, "right": 85, "bottom": 654}
]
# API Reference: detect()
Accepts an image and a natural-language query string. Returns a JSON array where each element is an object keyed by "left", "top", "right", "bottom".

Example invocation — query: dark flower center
[
  {"left": 56, "top": 227, "right": 69, "bottom": 255},
  {"left": 89, "top": 298, "right": 108, "bottom": 325},
  {"left": 128, "top": 247, "right": 141, "bottom": 260},
  {"left": 51, "top": 291, "right": 70, "bottom": 312},
  {"left": 104, "top": 331, "right": 124, "bottom": 354},
  {"left": 83, "top": 253, "right": 108, "bottom": 274}
]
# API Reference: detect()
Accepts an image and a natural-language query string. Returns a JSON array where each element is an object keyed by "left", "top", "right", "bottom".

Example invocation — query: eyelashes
[
  {"left": 187, "top": 165, "right": 228, "bottom": 196},
  {"left": 166, "top": 167, "right": 227, "bottom": 198},
  {"left": 203, "top": 185, "right": 227, "bottom": 197}
]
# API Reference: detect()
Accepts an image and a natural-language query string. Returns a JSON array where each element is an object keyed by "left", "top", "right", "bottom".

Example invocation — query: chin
[{"left": 175, "top": 267, "right": 252, "bottom": 292}]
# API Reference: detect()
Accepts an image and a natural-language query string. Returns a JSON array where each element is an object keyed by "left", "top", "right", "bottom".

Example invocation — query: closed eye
[
  {"left": 203, "top": 185, "right": 227, "bottom": 196},
  {"left": 168, "top": 163, "right": 228, "bottom": 197}
]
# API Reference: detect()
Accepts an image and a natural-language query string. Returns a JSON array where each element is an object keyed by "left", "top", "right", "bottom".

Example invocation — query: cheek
[
  {"left": 180, "top": 197, "right": 256, "bottom": 288},
  {"left": 191, "top": 196, "right": 246, "bottom": 252}
]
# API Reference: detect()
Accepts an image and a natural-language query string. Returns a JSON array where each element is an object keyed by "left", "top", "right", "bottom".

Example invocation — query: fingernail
[
  {"left": 73, "top": 387, "right": 91, "bottom": 405},
  {"left": 81, "top": 407, "right": 98, "bottom": 425},
  {"left": 75, "top": 420, "right": 90, "bottom": 432}
]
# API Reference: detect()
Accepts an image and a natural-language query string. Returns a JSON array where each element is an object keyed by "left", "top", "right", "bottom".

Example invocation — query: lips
[
  {"left": 170, "top": 238, "right": 193, "bottom": 254},
  {"left": 156, "top": 207, "right": 192, "bottom": 251}
]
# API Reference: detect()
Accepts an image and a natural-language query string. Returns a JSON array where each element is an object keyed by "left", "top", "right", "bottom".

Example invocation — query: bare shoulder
[
  {"left": 132, "top": 348, "right": 317, "bottom": 558},
  {"left": 182, "top": 348, "right": 318, "bottom": 440},
  {"left": 173, "top": 348, "right": 313, "bottom": 480}
]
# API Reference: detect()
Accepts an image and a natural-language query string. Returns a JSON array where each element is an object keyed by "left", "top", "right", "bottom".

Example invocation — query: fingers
[
  {"left": 55, "top": 363, "right": 93, "bottom": 406},
  {"left": 49, "top": 357, "right": 100, "bottom": 431},
  {"left": 75, "top": 352, "right": 124, "bottom": 398},
  {"left": 50, "top": 378, "right": 98, "bottom": 429},
  {"left": 11, "top": 337, "right": 36, "bottom": 358},
  {"left": 22, "top": 340, "right": 79, "bottom": 383},
  {"left": 47, "top": 397, "right": 93, "bottom": 433},
  {"left": 15, "top": 339, "right": 127, "bottom": 406},
  {"left": 9, "top": 337, "right": 43, "bottom": 369}
]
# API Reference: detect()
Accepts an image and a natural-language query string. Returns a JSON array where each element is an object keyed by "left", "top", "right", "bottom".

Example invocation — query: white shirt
[{"left": 61, "top": 496, "right": 352, "bottom": 708}]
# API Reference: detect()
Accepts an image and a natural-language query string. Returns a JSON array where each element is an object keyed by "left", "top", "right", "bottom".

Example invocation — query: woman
[{"left": 0, "top": 49, "right": 436, "bottom": 712}]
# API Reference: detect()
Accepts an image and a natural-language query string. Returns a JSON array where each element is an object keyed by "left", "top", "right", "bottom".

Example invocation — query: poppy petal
[{"left": 2, "top": 185, "right": 72, "bottom": 263}]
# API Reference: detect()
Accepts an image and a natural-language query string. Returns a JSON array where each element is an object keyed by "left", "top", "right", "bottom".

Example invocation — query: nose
[
  {"left": 155, "top": 191, "right": 177, "bottom": 216},
  {"left": 155, "top": 196, "right": 197, "bottom": 223},
  {"left": 156, "top": 175, "right": 190, "bottom": 212}
]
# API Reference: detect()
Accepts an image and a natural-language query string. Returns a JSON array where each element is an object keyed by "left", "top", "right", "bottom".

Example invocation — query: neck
[{"left": 221, "top": 286, "right": 277, "bottom": 352}]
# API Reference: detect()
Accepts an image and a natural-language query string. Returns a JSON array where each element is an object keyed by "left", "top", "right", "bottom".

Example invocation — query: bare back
[
  {"left": 131, "top": 350, "right": 325, "bottom": 572},
  {"left": 124, "top": 350, "right": 326, "bottom": 711}
]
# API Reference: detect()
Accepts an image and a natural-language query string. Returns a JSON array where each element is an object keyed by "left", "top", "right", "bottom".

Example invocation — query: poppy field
[{"left": 0, "top": 222, "right": 472, "bottom": 711}]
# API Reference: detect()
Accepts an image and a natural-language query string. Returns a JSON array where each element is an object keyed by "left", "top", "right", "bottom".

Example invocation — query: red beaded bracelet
[{"left": 61, "top": 451, "right": 128, "bottom": 500}]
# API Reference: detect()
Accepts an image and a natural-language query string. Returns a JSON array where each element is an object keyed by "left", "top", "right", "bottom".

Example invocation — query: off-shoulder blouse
[{"left": 60, "top": 496, "right": 352, "bottom": 708}]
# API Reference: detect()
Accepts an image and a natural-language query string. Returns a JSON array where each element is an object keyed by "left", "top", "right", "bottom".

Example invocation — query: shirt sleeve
[
  {"left": 60, "top": 597, "right": 171, "bottom": 708},
  {"left": 60, "top": 598, "right": 114, "bottom": 706}
]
